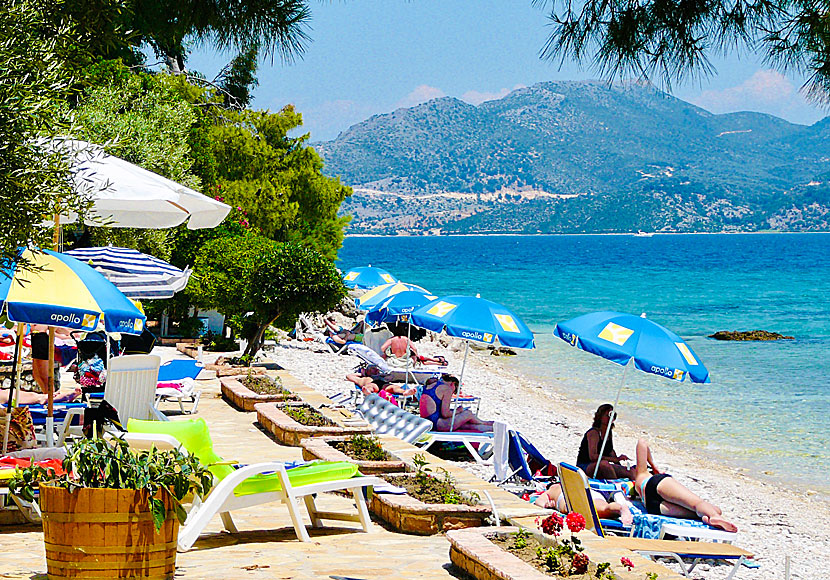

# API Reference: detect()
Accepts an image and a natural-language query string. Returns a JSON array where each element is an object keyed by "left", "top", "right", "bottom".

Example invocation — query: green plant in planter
[
  {"left": 340, "top": 434, "right": 388, "bottom": 461},
  {"left": 410, "top": 453, "right": 480, "bottom": 505},
  {"left": 242, "top": 371, "right": 289, "bottom": 396},
  {"left": 513, "top": 527, "right": 530, "bottom": 549},
  {"left": 282, "top": 404, "right": 334, "bottom": 427},
  {"left": 9, "top": 437, "right": 213, "bottom": 530}
]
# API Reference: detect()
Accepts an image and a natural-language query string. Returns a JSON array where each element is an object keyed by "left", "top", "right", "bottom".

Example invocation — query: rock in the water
[
  {"left": 709, "top": 330, "right": 794, "bottom": 341},
  {"left": 490, "top": 347, "right": 517, "bottom": 356}
]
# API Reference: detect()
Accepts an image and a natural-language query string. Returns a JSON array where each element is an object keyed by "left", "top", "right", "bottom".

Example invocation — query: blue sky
[{"left": 187, "top": 0, "right": 827, "bottom": 141}]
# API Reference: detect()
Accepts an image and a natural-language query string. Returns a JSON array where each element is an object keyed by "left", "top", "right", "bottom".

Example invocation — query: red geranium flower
[
  {"left": 565, "top": 511, "right": 586, "bottom": 533},
  {"left": 620, "top": 556, "right": 634, "bottom": 570},
  {"left": 539, "top": 513, "right": 563, "bottom": 536},
  {"left": 572, "top": 552, "right": 590, "bottom": 574}
]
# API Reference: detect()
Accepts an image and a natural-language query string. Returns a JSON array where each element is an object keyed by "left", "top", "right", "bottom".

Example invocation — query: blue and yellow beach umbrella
[
  {"left": 342, "top": 266, "right": 398, "bottom": 290},
  {"left": 0, "top": 249, "right": 146, "bottom": 334},
  {"left": 355, "top": 281, "right": 430, "bottom": 311},
  {"left": 410, "top": 294, "right": 534, "bottom": 385},
  {"left": 364, "top": 290, "right": 437, "bottom": 326},
  {"left": 411, "top": 295, "right": 535, "bottom": 350},
  {"left": 553, "top": 310, "right": 709, "bottom": 477},
  {"left": 553, "top": 311, "right": 709, "bottom": 383}
]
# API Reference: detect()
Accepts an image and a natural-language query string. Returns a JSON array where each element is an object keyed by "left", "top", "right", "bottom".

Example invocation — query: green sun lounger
[{"left": 125, "top": 417, "right": 382, "bottom": 549}]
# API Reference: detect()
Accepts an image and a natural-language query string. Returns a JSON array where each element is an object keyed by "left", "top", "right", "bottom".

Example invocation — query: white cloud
[
  {"left": 689, "top": 70, "right": 826, "bottom": 125},
  {"left": 291, "top": 99, "right": 382, "bottom": 141},
  {"left": 395, "top": 85, "right": 446, "bottom": 109},
  {"left": 461, "top": 84, "right": 525, "bottom": 105}
]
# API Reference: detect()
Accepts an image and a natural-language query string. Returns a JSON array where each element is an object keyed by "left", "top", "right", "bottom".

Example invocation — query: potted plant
[{"left": 10, "top": 437, "right": 212, "bottom": 579}]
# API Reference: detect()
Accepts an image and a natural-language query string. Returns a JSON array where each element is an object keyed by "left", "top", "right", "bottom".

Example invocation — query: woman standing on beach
[{"left": 576, "top": 404, "right": 638, "bottom": 480}]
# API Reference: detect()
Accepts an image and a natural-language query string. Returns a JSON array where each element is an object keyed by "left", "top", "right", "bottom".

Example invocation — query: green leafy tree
[
  {"left": 535, "top": 0, "right": 830, "bottom": 102},
  {"left": 0, "top": 1, "right": 91, "bottom": 270},
  {"left": 62, "top": 63, "right": 204, "bottom": 259},
  {"left": 190, "top": 235, "right": 346, "bottom": 358},
  {"left": 198, "top": 105, "right": 352, "bottom": 259}
]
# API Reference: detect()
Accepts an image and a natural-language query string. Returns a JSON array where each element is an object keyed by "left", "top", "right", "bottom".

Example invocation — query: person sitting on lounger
[
  {"left": 419, "top": 374, "right": 493, "bottom": 433},
  {"left": 380, "top": 335, "right": 419, "bottom": 368},
  {"left": 576, "top": 404, "right": 635, "bottom": 480},
  {"left": 0, "top": 386, "right": 82, "bottom": 406},
  {"left": 631, "top": 438, "right": 737, "bottom": 532},
  {"left": 345, "top": 365, "right": 416, "bottom": 398},
  {"left": 324, "top": 317, "right": 362, "bottom": 345},
  {"left": 534, "top": 481, "right": 634, "bottom": 527}
]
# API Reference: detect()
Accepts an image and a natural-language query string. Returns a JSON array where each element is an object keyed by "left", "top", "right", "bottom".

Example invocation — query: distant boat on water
[{"left": 634, "top": 230, "right": 654, "bottom": 237}]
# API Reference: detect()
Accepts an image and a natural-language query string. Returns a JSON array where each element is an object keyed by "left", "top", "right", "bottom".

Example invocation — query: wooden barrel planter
[{"left": 40, "top": 485, "right": 178, "bottom": 579}]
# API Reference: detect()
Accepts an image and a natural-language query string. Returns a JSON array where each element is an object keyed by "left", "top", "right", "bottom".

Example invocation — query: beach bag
[
  {"left": 1, "top": 406, "right": 37, "bottom": 452},
  {"left": 75, "top": 355, "right": 107, "bottom": 390}
]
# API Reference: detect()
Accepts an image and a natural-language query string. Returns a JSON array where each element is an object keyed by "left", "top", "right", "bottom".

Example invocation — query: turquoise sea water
[{"left": 339, "top": 233, "right": 830, "bottom": 493}]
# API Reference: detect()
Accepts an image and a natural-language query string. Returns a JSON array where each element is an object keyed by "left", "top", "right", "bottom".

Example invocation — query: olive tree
[
  {"left": 191, "top": 234, "right": 346, "bottom": 359},
  {"left": 0, "top": 1, "right": 91, "bottom": 270}
]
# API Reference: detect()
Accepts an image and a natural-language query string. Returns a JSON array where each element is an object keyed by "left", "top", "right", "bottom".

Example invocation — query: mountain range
[{"left": 315, "top": 81, "right": 829, "bottom": 234}]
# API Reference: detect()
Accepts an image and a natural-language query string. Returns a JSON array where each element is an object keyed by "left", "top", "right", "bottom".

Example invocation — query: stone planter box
[
  {"left": 255, "top": 402, "right": 371, "bottom": 447},
  {"left": 220, "top": 375, "right": 298, "bottom": 412},
  {"left": 448, "top": 526, "right": 665, "bottom": 580},
  {"left": 175, "top": 343, "right": 266, "bottom": 376},
  {"left": 300, "top": 436, "right": 407, "bottom": 475},
  {"left": 369, "top": 474, "right": 491, "bottom": 535}
]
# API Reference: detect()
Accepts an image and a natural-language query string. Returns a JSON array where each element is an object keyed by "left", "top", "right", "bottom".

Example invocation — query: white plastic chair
[{"left": 104, "top": 354, "right": 167, "bottom": 425}]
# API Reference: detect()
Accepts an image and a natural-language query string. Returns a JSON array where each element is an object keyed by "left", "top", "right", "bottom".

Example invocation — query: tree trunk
[{"left": 243, "top": 314, "right": 280, "bottom": 359}]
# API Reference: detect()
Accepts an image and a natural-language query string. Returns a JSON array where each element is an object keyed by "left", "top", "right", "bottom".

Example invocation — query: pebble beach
[{"left": 267, "top": 334, "right": 830, "bottom": 580}]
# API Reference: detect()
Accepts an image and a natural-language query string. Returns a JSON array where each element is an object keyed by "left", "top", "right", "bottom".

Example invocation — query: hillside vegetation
[{"left": 315, "top": 81, "right": 829, "bottom": 234}]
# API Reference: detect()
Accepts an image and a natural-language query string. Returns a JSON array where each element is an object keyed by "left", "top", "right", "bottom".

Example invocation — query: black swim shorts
[
  {"left": 30, "top": 332, "right": 49, "bottom": 360},
  {"left": 644, "top": 473, "right": 672, "bottom": 515}
]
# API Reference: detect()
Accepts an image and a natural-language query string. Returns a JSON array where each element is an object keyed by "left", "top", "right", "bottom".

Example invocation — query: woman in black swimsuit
[
  {"left": 632, "top": 438, "right": 738, "bottom": 532},
  {"left": 576, "top": 404, "right": 634, "bottom": 479}
]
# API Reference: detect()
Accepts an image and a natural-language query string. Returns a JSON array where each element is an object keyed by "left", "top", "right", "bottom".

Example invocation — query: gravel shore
[{"left": 267, "top": 335, "right": 829, "bottom": 580}]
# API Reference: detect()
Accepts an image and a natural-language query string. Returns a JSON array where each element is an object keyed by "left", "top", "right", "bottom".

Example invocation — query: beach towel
[{"left": 0, "top": 407, "right": 36, "bottom": 452}]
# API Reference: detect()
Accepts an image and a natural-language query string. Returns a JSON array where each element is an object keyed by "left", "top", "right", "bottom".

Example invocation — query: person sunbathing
[
  {"left": 325, "top": 317, "right": 362, "bottom": 345},
  {"left": 380, "top": 335, "right": 419, "bottom": 368},
  {"left": 0, "top": 386, "right": 82, "bottom": 406},
  {"left": 631, "top": 438, "right": 737, "bottom": 532},
  {"left": 576, "top": 404, "right": 636, "bottom": 480},
  {"left": 419, "top": 374, "right": 493, "bottom": 433},
  {"left": 345, "top": 365, "right": 416, "bottom": 397},
  {"left": 533, "top": 482, "right": 634, "bottom": 527}
]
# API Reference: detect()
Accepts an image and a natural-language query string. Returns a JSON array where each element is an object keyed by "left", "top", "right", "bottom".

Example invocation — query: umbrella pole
[
  {"left": 459, "top": 341, "right": 470, "bottom": 386},
  {"left": 46, "top": 327, "right": 56, "bottom": 446},
  {"left": 404, "top": 321, "right": 412, "bottom": 390},
  {"left": 593, "top": 360, "right": 629, "bottom": 479},
  {"left": 2, "top": 324, "right": 24, "bottom": 453}
]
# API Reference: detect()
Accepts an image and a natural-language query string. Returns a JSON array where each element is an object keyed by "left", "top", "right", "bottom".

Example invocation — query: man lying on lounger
[
  {"left": 0, "top": 386, "right": 82, "bottom": 406},
  {"left": 346, "top": 365, "right": 416, "bottom": 398},
  {"left": 534, "top": 482, "right": 635, "bottom": 527}
]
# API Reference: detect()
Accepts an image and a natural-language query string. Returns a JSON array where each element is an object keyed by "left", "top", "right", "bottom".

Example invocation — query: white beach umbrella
[{"left": 50, "top": 139, "right": 231, "bottom": 230}]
